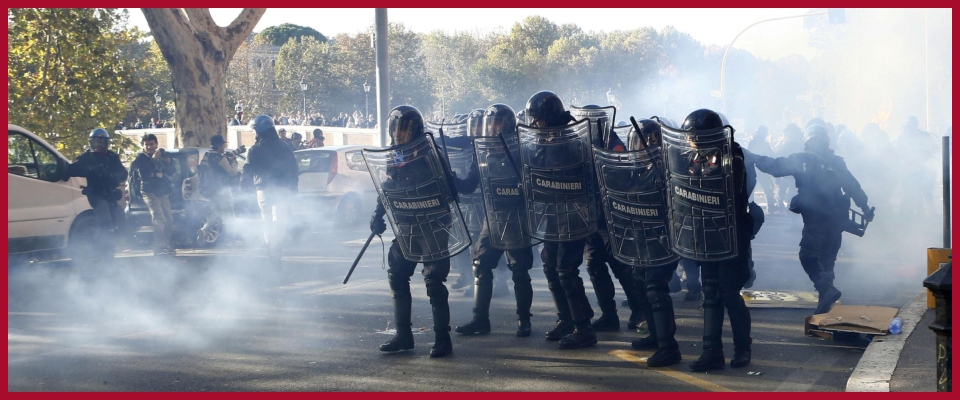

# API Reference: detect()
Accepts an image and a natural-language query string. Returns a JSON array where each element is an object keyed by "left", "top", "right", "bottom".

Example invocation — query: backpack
[{"left": 198, "top": 152, "right": 223, "bottom": 198}]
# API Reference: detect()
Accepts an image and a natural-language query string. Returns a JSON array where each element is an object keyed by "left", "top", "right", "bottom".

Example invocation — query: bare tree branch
[
  {"left": 223, "top": 8, "right": 266, "bottom": 56},
  {"left": 141, "top": 8, "right": 194, "bottom": 57},
  {"left": 182, "top": 8, "right": 217, "bottom": 33}
]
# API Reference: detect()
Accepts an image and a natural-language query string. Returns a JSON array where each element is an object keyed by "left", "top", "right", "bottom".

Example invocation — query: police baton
[
  {"left": 343, "top": 232, "right": 377, "bottom": 284},
  {"left": 497, "top": 132, "right": 523, "bottom": 180}
]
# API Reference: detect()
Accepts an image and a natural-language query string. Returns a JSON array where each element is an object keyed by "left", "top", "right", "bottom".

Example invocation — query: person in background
[
  {"left": 130, "top": 134, "right": 176, "bottom": 255},
  {"left": 307, "top": 129, "right": 325, "bottom": 148}
]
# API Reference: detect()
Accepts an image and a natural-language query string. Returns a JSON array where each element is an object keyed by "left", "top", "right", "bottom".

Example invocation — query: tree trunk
[{"left": 141, "top": 8, "right": 265, "bottom": 148}]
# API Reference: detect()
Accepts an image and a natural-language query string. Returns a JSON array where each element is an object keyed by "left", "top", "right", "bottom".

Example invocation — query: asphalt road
[{"left": 7, "top": 214, "right": 928, "bottom": 392}]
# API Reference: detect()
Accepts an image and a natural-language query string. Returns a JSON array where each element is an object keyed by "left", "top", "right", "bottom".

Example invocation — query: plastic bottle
[{"left": 889, "top": 317, "right": 903, "bottom": 335}]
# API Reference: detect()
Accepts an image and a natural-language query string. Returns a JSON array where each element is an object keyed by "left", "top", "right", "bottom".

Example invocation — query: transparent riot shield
[
  {"left": 570, "top": 105, "right": 616, "bottom": 146},
  {"left": 517, "top": 119, "right": 598, "bottom": 242},
  {"left": 361, "top": 135, "right": 472, "bottom": 262},
  {"left": 474, "top": 133, "right": 535, "bottom": 250},
  {"left": 425, "top": 120, "right": 467, "bottom": 139},
  {"left": 660, "top": 124, "right": 739, "bottom": 261},
  {"left": 594, "top": 146, "right": 679, "bottom": 267},
  {"left": 444, "top": 138, "right": 485, "bottom": 235}
]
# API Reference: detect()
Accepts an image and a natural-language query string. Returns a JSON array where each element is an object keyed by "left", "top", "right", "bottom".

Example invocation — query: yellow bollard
[{"left": 927, "top": 248, "right": 951, "bottom": 308}]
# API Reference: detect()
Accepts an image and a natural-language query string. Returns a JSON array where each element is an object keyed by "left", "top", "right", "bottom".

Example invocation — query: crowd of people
[{"left": 69, "top": 89, "right": 942, "bottom": 370}]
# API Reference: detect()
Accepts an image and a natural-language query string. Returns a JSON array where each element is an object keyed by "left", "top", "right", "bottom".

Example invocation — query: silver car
[{"left": 292, "top": 145, "right": 377, "bottom": 227}]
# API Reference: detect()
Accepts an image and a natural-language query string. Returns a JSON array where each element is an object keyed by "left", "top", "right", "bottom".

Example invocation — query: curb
[{"left": 845, "top": 292, "right": 928, "bottom": 392}]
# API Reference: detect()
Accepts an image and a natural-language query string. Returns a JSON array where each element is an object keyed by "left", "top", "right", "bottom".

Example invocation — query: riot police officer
[
  {"left": 572, "top": 105, "right": 644, "bottom": 332},
  {"left": 67, "top": 128, "right": 129, "bottom": 258},
  {"left": 669, "top": 109, "right": 754, "bottom": 371},
  {"left": 370, "top": 105, "right": 476, "bottom": 358},
  {"left": 243, "top": 115, "right": 298, "bottom": 266},
  {"left": 750, "top": 124, "right": 873, "bottom": 315},
  {"left": 520, "top": 91, "right": 597, "bottom": 349},
  {"left": 455, "top": 104, "right": 536, "bottom": 337}
]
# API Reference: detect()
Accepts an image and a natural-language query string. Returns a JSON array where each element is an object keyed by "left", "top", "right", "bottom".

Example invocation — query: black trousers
[
  {"left": 584, "top": 230, "right": 640, "bottom": 316},
  {"left": 697, "top": 247, "right": 752, "bottom": 352},
  {"left": 798, "top": 212, "right": 843, "bottom": 288},
  {"left": 471, "top": 223, "right": 534, "bottom": 318},
  {"left": 386, "top": 239, "right": 451, "bottom": 332},
  {"left": 541, "top": 239, "right": 593, "bottom": 325}
]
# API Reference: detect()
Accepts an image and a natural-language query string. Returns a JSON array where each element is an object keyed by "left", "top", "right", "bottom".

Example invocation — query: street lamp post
[
  {"left": 154, "top": 88, "right": 162, "bottom": 124},
  {"left": 299, "top": 78, "right": 307, "bottom": 120},
  {"left": 363, "top": 81, "right": 371, "bottom": 125}
]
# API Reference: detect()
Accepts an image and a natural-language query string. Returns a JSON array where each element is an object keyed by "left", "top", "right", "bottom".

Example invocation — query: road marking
[{"left": 609, "top": 349, "right": 734, "bottom": 392}]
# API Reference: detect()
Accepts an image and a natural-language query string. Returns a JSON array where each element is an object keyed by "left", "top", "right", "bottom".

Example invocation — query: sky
[{"left": 125, "top": 8, "right": 819, "bottom": 60}]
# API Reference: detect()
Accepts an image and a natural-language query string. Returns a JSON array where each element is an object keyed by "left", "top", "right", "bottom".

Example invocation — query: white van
[{"left": 7, "top": 124, "right": 113, "bottom": 260}]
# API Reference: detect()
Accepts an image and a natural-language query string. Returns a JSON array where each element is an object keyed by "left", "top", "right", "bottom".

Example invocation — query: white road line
[{"left": 845, "top": 292, "right": 927, "bottom": 392}]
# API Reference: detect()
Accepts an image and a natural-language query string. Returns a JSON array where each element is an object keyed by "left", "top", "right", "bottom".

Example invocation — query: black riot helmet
[
  {"left": 524, "top": 90, "right": 568, "bottom": 128},
  {"left": 89, "top": 128, "right": 110, "bottom": 152},
  {"left": 803, "top": 124, "right": 830, "bottom": 152},
  {"left": 805, "top": 117, "right": 826, "bottom": 129},
  {"left": 250, "top": 115, "right": 276, "bottom": 139},
  {"left": 467, "top": 109, "right": 485, "bottom": 137},
  {"left": 515, "top": 109, "right": 526, "bottom": 125},
  {"left": 627, "top": 119, "right": 663, "bottom": 150},
  {"left": 387, "top": 105, "right": 425, "bottom": 146},
  {"left": 482, "top": 104, "right": 516, "bottom": 137},
  {"left": 681, "top": 109, "right": 724, "bottom": 131}
]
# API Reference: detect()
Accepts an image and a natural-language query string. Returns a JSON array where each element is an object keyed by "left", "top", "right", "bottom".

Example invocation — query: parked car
[
  {"left": 7, "top": 124, "right": 125, "bottom": 262},
  {"left": 125, "top": 147, "right": 251, "bottom": 248},
  {"left": 291, "top": 145, "right": 378, "bottom": 228}
]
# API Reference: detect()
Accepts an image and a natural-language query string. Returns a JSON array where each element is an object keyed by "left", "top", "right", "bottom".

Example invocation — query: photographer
[
  {"left": 130, "top": 134, "right": 176, "bottom": 255},
  {"left": 68, "top": 129, "right": 129, "bottom": 252},
  {"left": 198, "top": 135, "right": 241, "bottom": 240}
]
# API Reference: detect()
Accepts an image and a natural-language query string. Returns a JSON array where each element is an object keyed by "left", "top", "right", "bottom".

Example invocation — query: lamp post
[
  {"left": 718, "top": 9, "right": 839, "bottom": 113},
  {"left": 154, "top": 88, "right": 161, "bottom": 124},
  {"left": 363, "top": 81, "right": 371, "bottom": 125},
  {"left": 299, "top": 78, "right": 308, "bottom": 120}
]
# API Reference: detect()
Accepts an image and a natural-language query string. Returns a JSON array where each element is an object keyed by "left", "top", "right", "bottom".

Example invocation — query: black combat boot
[
  {"left": 456, "top": 266, "right": 492, "bottom": 335},
  {"left": 814, "top": 282, "right": 842, "bottom": 315},
  {"left": 689, "top": 348, "right": 726, "bottom": 372},
  {"left": 558, "top": 323, "right": 597, "bottom": 349},
  {"left": 513, "top": 269, "right": 534, "bottom": 337},
  {"left": 647, "top": 281, "right": 681, "bottom": 367},
  {"left": 690, "top": 277, "right": 725, "bottom": 371},
  {"left": 430, "top": 329, "right": 452, "bottom": 358},
  {"left": 380, "top": 276, "right": 414, "bottom": 352},
  {"left": 426, "top": 277, "right": 452, "bottom": 357},
  {"left": 631, "top": 335, "right": 658, "bottom": 350},
  {"left": 731, "top": 349, "right": 752, "bottom": 368},
  {"left": 545, "top": 276, "right": 574, "bottom": 341},
  {"left": 545, "top": 320, "right": 575, "bottom": 341},
  {"left": 591, "top": 313, "right": 620, "bottom": 332}
]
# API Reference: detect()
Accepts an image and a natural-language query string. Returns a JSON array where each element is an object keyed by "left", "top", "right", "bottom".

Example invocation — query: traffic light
[{"left": 828, "top": 8, "right": 846, "bottom": 24}]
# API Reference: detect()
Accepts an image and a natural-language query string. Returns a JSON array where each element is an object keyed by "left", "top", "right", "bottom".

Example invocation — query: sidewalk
[{"left": 846, "top": 293, "right": 939, "bottom": 392}]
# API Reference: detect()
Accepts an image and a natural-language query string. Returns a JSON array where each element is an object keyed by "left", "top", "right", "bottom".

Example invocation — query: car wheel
[
  {"left": 196, "top": 216, "right": 221, "bottom": 248},
  {"left": 336, "top": 194, "right": 362, "bottom": 227},
  {"left": 68, "top": 213, "right": 116, "bottom": 264}
]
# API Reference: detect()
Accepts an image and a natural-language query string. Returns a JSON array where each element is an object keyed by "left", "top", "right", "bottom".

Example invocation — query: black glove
[
  {"left": 863, "top": 206, "right": 875, "bottom": 223},
  {"left": 370, "top": 214, "right": 387, "bottom": 235}
]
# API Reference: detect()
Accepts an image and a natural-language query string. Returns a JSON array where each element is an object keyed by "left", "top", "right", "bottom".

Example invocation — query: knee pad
[
  {"left": 388, "top": 273, "right": 411, "bottom": 297},
  {"left": 511, "top": 268, "right": 532, "bottom": 284},
  {"left": 702, "top": 278, "right": 721, "bottom": 307},
  {"left": 425, "top": 280, "right": 448, "bottom": 303}
]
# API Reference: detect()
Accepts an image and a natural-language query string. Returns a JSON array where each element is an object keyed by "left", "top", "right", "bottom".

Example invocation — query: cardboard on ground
[
  {"left": 804, "top": 304, "right": 899, "bottom": 339},
  {"left": 741, "top": 289, "right": 821, "bottom": 308}
]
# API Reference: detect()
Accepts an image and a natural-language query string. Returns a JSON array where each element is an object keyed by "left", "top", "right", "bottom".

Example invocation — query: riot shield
[
  {"left": 594, "top": 146, "right": 679, "bottom": 267},
  {"left": 444, "top": 137, "right": 485, "bottom": 235},
  {"left": 660, "top": 124, "right": 739, "bottom": 261},
  {"left": 517, "top": 119, "right": 598, "bottom": 242},
  {"left": 474, "top": 133, "right": 535, "bottom": 250},
  {"left": 362, "top": 135, "right": 472, "bottom": 262},
  {"left": 570, "top": 105, "right": 616, "bottom": 146},
  {"left": 425, "top": 120, "right": 467, "bottom": 139}
]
